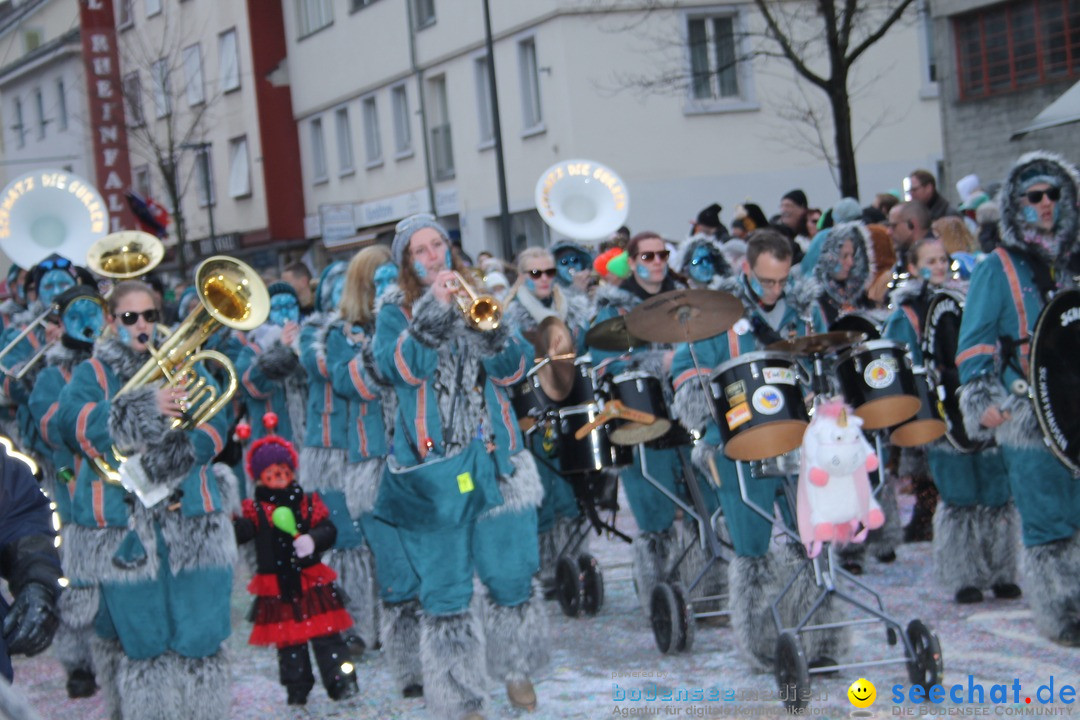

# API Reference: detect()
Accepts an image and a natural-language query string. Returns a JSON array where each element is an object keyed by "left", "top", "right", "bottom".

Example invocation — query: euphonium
[
  {"left": 450, "top": 270, "right": 501, "bottom": 331},
  {"left": 114, "top": 255, "right": 269, "bottom": 430}
]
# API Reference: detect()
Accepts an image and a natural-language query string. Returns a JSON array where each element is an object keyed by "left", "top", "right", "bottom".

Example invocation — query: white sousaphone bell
[{"left": 534, "top": 158, "right": 630, "bottom": 242}]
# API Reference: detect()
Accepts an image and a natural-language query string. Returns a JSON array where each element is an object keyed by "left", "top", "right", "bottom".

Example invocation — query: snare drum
[
  {"left": 710, "top": 351, "right": 809, "bottom": 462},
  {"left": 605, "top": 371, "right": 672, "bottom": 446},
  {"left": 508, "top": 376, "right": 546, "bottom": 431},
  {"left": 829, "top": 312, "right": 881, "bottom": 340},
  {"left": 889, "top": 367, "right": 946, "bottom": 447},
  {"left": 556, "top": 403, "right": 633, "bottom": 474},
  {"left": 833, "top": 339, "right": 919, "bottom": 430}
]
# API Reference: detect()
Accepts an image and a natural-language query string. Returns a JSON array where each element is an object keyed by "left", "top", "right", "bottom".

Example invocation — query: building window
[
  {"left": 56, "top": 78, "right": 68, "bottom": 131},
  {"left": 23, "top": 29, "right": 43, "bottom": 53},
  {"left": 310, "top": 117, "right": 328, "bottom": 183},
  {"left": 124, "top": 72, "right": 144, "bottom": 126},
  {"left": 955, "top": 0, "right": 1080, "bottom": 98},
  {"left": 182, "top": 44, "right": 205, "bottom": 106},
  {"left": 117, "top": 0, "right": 133, "bottom": 29},
  {"left": 414, "top": 0, "right": 435, "bottom": 30},
  {"left": 219, "top": 29, "right": 240, "bottom": 93},
  {"left": 428, "top": 75, "right": 453, "bottom": 180},
  {"left": 350, "top": 0, "right": 379, "bottom": 11},
  {"left": 13, "top": 98, "right": 25, "bottom": 149},
  {"left": 361, "top": 96, "right": 383, "bottom": 166},
  {"left": 474, "top": 55, "right": 494, "bottom": 145},
  {"left": 133, "top": 164, "right": 152, "bottom": 198},
  {"left": 335, "top": 106, "right": 355, "bottom": 174},
  {"left": 391, "top": 83, "right": 412, "bottom": 156},
  {"left": 688, "top": 14, "right": 740, "bottom": 100},
  {"left": 228, "top": 136, "right": 251, "bottom": 198},
  {"left": 518, "top": 38, "right": 543, "bottom": 131},
  {"left": 34, "top": 88, "right": 46, "bottom": 140},
  {"left": 151, "top": 59, "right": 171, "bottom": 118},
  {"left": 194, "top": 145, "right": 215, "bottom": 207},
  {"left": 145, "top": 0, "right": 162, "bottom": 17},
  {"left": 297, "top": 0, "right": 333, "bottom": 37}
]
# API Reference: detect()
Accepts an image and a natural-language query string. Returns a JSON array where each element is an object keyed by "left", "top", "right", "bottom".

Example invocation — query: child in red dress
[{"left": 234, "top": 414, "right": 359, "bottom": 705}]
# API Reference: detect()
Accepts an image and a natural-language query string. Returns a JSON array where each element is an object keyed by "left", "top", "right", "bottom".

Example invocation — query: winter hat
[
  {"left": 315, "top": 261, "right": 347, "bottom": 313},
  {"left": 267, "top": 281, "right": 298, "bottom": 300},
  {"left": 29, "top": 254, "right": 81, "bottom": 294},
  {"left": 245, "top": 413, "right": 299, "bottom": 482},
  {"left": 832, "top": 197, "right": 862, "bottom": 223},
  {"left": 866, "top": 224, "right": 896, "bottom": 275},
  {"left": 782, "top": 189, "right": 808, "bottom": 208},
  {"left": 955, "top": 174, "right": 980, "bottom": 203},
  {"left": 735, "top": 203, "right": 770, "bottom": 232},
  {"left": 391, "top": 213, "right": 450, "bottom": 267},
  {"left": 54, "top": 284, "right": 103, "bottom": 314},
  {"left": 695, "top": 203, "right": 723, "bottom": 228},
  {"left": 483, "top": 271, "right": 509, "bottom": 292}
]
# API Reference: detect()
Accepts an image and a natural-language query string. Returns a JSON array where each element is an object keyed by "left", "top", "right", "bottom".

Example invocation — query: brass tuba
[
  {"left": 534, "top": 159, "right": 630, "bottom": 241},
  {"left": 114, "top": 255, "right": 269, "bottom": 431},
  {"left": 86, "top": 230, "right": 165, "bottom": 280},
  {"left": 449, "top": 270, "right": 501, "bottom": 331}
]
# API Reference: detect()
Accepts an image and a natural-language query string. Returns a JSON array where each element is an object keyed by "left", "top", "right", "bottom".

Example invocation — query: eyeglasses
[
  {"left": 638, "top": 250, "right": 670, "bottom": 262},
  {"left": 1024, "top": 188, "right": 1061, "bottom": 204},
  {"left": 690, "top": 257, "right": 713, "bottom": 266},
  {"left": 756, "top": 276, "right": 789, "bottom": 289},
  {"left": 527, "top": 268, "right": 557, "bottom": 279},
  {"left": 39, "top": 257, "right": 72, "bottom": 271},
  {"left": 118, "top": 309, "right": 159, "bottom": 326}
]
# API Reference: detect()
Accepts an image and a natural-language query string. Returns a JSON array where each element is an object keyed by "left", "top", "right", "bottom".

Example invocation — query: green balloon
[
  {"left": 608, "top": 252, "right": 630, "bottom": 279},
  {"left": 271, "top": 506, "right": 298, "bottom": 536}
]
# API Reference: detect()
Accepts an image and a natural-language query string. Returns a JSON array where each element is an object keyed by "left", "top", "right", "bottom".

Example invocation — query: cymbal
[
  {"left": 534, "top": 317, "right": 578, "bottom": 401},
  {"left": 624, "top": 289, "right": 742, "bottom": 344},
  {"left": 767, "top": 331, "right": 864, "bottom": 355},
  {"left": 584, "top": 315, "right": 647, "bottom": 352}
]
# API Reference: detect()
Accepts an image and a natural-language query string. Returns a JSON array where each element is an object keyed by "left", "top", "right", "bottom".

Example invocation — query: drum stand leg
[{"left": 733, "top": 460, "right": 941, "bottom": 703}]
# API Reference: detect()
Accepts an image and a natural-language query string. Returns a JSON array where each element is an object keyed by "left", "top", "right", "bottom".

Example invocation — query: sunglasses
[
  {"left": 527, "top": 268, "right": 557, "bottom": 279},
  {"left": 39, "top": 257, "right": 72, "bottom": 271},
  {"left": 118, "top": 309, "right": 159, "bottom": 326},
  {"left": 1024, "top": 188, "right": 1061, "bottom": 203},
  {"left": 638, "top": 250, "right": 670, "bottom": 262}
]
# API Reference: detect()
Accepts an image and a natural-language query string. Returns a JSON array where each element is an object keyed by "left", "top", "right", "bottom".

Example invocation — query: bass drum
[
  {"left": 1029, "top": 289, "right": 1080, "bottom": 476},
  {"left": 828, "top": 312, "right": 881, "bottom": 341},
  {"left": 923, "top": 289, "right": 993, "bottom": 453}
]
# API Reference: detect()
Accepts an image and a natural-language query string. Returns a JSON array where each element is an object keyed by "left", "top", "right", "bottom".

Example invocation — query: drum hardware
[
  {"left": 584, "top": 315, "right": 647, "bottom": 352},
  {"left": 556, "top": 403, "right": 632, "bottom": 474},
  {"left": 827, "top": 312, "right": 881, "bottom": 341},
  {"left": 528, "top": 317, "right": 578, "bottom": 402},
  {"left": 572, "top": 400, "right": 658, "bottom": 441},
  {"left": 624, "top": 289, "right": 742, "bottom": 345},
  {"left": 1028, "top": 288, "right": 1080, "bottom": 475},
  {"left": 767, "top": 331, "right": 863, "bottom": 357}
]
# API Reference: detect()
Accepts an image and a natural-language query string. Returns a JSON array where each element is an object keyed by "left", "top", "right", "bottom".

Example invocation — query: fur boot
[
  {"left": 51, "top": 621, "right": 96, "bottom": 687},
  {"left": 981, "top": 503, "right": 1021, "bottom": 589},
  {"left": 933, "top": 504, "right": 986, "bottom": 595},
  {"left": 775, "top": 543, "right": 850, "bottom": 665},
  {"left": 1020, "top": 532, "right": 1080, "bottom": 645},
  {"left": 865, "top": 473, "right": 902, "bottom": 561},
  {"left": 324, "top": 545, "right": 380, "bottom": 649},
  {"left": 380, "top": 600, "right": 424, "bottom": 694},
  {"left": 419, "top": 612, "right": 490, "bottom": 719},
  {"left": 88, "top": 637, "right": 123, "bottom": 720},
  {"left": 728, "top": 553, "right": 784, "bottom": 671},
  {"left": 481, "top": 586, "right": 550, "bottom": 683},
  {"left": 116, "top": 651, "right": 230, "bottom": 720},
  {"left": 632, "top": 529, "right": 675, "bottom": 615}
]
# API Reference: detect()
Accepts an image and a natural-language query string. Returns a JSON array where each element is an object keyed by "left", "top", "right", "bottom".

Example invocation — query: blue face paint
[
  {"left": 374, "top": 262, "right": 398, "bottom": 299},
  {"left": 1022, "top": 205, "right": 1041, "bottom": 226},
  {"left": 445, "top": 249, "right": 452, "bottom": 268},
  {"left": 62, "top": 298, "right": 105, "bottom": 343},
  {"left": 635, "top": 263, "right": 652, "bottom": 281},
  {"left": 413, "top": 261, "right": 428, "bottom": 280},
  {"left": 748, "top": 273, "right": 765, "bottom": 297},
  {"left": 556, "top": 254, "right": 586, "bottom": 287},
  {"left": 329, "top": 274, "right": 345, "bottom": 311},
  {"left": 117, "top": 325, "right": 131, "bottom": 344},
  {"left": 833, "top": 263, "right": 844, "bottom": 276},
  {"left": 688, "top": 246, "right": 715, "bottom": 284},
  {"left": 269, "top": 294, "right": 300, "bottom": 327},
  {"left": 919, "top": 267, "right": 932, "bottom": 280},
  {"left": 525, "top": 278, "right": 537, "bottom": 294},
  {"left": 40, "top": 270, "right": 76, "bottom": 306}
]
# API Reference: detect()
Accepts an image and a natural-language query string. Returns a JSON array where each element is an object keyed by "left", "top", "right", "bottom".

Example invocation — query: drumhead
[
  {"left": 828, "top": 312, "right": 881, "bottom": 340},
  {"left": 1030, "top": 289, "right": 1080, "bottom": 475},
  {"left": 832, "top": 338, "right": 907, "bottom": 364},
  {"left": 712, "top": 350, "right": 799, "bottom": 380}
]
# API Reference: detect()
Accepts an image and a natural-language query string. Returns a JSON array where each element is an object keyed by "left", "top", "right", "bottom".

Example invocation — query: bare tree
[
  {"left": 595, "top": 0, "right": 918, "bottom": 198},
  {"left": 117, "top": 6, "right": 223, "bottom": 278}
]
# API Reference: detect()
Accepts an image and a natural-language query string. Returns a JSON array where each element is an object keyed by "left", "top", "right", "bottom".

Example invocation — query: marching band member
[
  {"left": 882, "top": 237, "right": 1020, "bottom": 604},
  {"left": 671, "top": 230, "right": 845, "bottom": 671},
  {"left": 504, "top": 246, "right": 594, "bottom": 597},
  {"left": 957, "top": 151, "right": 1080, "bottom": 646},
  {"left": 0, "top": 265, "right": 28, "bottom": 332},
  {"left": 56, "top": 280, "right": 237, "bottom": 720},
  {"left": 672, "top": 232, "right": 733, "bottom": 290},
  {"left": 25, "top": 286, "right": 107, "bottom": 699},
  {"left": 551, "top": 240, "right": 595, "bottom": 293},
  {"left": 374, "top": 214, "right": 547, "bottom": 720},
  {"left": 328, "top": 246, "right": 425, "bottom": 699}
]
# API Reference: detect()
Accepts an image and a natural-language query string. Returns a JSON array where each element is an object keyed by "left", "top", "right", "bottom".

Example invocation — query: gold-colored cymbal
[
  {"left": 584, "top": 315, "right": 647, "bottom": 352},
  {"left": 624, "top": 289, "right": 743, "bottom": 344},
  {"left": 535, "top": 317, "right": 578, "bottom": 401},
  {"left": 767, "top": 331, "right": 864, "bottom": 356}
]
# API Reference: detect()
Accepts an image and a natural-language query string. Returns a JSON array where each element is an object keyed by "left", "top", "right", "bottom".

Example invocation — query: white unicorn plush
[{"left": 796, "top": 398, "right": 884, "bottom": 558}]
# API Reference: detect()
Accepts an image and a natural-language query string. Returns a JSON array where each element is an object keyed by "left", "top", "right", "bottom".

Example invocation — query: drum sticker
[
  {"left": 733, "top": 318, "right": 752, "bottom": 335},
  {"left": 726, "top": 402, "right": 752, "bottom": 430},
  {"left": 864, "top": 359, "right": 896, "bottom": 389},
  {"left": 762, "top": 367, "right": 797, "bottom": 386},
  {"left": 752, "top": 385, "right": 785, "bottom": 415},
  {"left": 725, "top": 380, "right": 747, "bottom": 406}
]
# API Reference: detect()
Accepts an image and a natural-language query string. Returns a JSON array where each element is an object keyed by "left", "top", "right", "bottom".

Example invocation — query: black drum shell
[
  {"left": 1030, "top": 288, "right": 1080, "bottom": 476},
  {"left": 604, "top": 371, "right": 672, "bottom": 446},
  {"left": 508, "top": 375, "right": 546, "bottom": 431},
  {"left": 833, "top": 340, "right": 919, "bottom": 430},
  {"left": 829, "top": 312, "right": 881, "bottom": 340},
  {"left": 890, "top": 368, "right": 946, "bottom": 447},
  {"left": 556, "top": 403, "right": 632, "bottom": 474}
]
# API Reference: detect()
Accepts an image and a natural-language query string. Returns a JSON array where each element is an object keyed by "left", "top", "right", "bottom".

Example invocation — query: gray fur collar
[
  {"left": 888, "top": 278, "right": 928, "bottom": 307},
  {"left": 592, "top": 282, "right": 640, "bottom": 314},
  {"left": 0, "top": 298, "right": 24, "bottom": 317},
  {"left": 998, "top": 150, "right": 1080, "bottom": 266},
  {"left": 11, "top": 300, "right": 44, "bottom": 327},
  {"left": 723, "top": 272, "right": 816, "bottom": 320},
  {"left": 306, "top": 310, "right": 341, "bottom": 365},
  {"left": 45, "top": 341, "right": 91, "bottom": 371},
  {"left": 813, "top": 222, "right": 873, "bottom": 306},
  {"left": 375, "top": 284, "right": 406, "bottom": 318},
  {"left": 93, "top": 337, "right": 150, "bottom": 383}
]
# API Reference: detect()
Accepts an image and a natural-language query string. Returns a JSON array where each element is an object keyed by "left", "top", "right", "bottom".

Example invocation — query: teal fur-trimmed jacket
[
  {"left": 235, "top": 329, "right": 307, "bottom": 447},
  {"left": 326, "top": 322, "right": 390, "bottom": 463},
  {"left": 299, "top": 312, "right": 350, "bottom": 451},
  {"left": 373, "top": 284, "right": 532, "bottom": 480}
]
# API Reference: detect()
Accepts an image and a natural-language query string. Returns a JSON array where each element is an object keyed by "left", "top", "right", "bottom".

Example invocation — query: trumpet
[{"left": 448, "top": 270, "right": 501, "bottom": 331}]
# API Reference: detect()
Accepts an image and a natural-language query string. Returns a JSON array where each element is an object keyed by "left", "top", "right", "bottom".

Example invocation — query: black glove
[{"left": 2, "top": 582, "right": 59, "bottom": 657}]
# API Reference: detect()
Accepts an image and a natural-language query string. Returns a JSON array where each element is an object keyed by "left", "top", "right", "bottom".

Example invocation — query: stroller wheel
[
  {"left": 906, "top": 619, "right": 943, "bottom": 691},
  {"left": 556, "top": 555, "right": 584, "bottom": 617},
  {"left": 670, "top": 582, "right": 695, "bottom": 653},
  {"left": 578, "top": 554, "right": 604, "bottom": 616},
  {"left": 650, "top": 583, "right": 686, "bottom": 655},
  {"left": 775, "top": 631, "right": 810, "bottom": 712}
]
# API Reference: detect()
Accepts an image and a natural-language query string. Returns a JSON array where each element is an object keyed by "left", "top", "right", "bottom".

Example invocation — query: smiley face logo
[{"left": 848, "top": 678, "right": 876, "bottom": 708}]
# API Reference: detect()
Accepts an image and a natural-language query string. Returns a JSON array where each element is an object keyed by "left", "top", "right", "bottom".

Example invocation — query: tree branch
[
  {"left": 846, "top": 0, "right": 917, "bottom": 66},
  {"left": 752, "top": 0, "right": 830, "bottom": 90}
]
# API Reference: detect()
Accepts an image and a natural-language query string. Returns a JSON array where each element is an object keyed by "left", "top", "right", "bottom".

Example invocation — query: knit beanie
[
  {"left": 391, "top": 213, "right": 450, "bottom": 267},
  {"left": 782, "top": 189, "right": 808, "bottom": 208},
  {"left": 267, "top": 281, "right": 298, "bottom": 300}
]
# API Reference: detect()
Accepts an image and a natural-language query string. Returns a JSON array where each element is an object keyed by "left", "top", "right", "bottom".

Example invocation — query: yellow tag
[{"left": 457, "top": 471, "right": 474, "bottom": 494}]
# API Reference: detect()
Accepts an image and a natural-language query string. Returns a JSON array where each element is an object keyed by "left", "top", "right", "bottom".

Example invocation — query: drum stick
[{"left": 705, "top": 452, "right": 722, "bottom": 488}]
